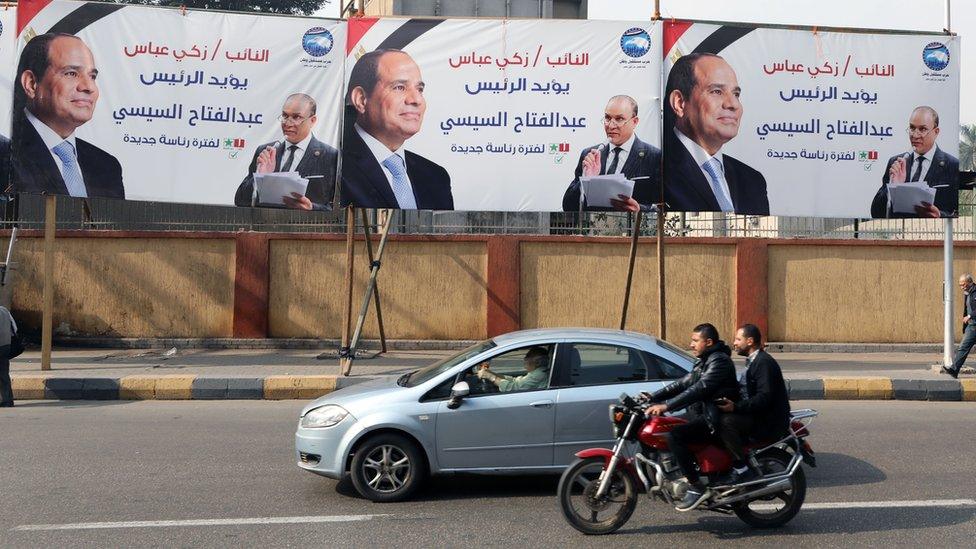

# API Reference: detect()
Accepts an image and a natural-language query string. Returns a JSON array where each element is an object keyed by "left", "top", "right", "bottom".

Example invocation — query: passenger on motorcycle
[
  {"left": 716, "top": 324, "right": 791, "bottom": 483},
  {"left": 644, "top": 323, "right": 740, "bottom": 511}
]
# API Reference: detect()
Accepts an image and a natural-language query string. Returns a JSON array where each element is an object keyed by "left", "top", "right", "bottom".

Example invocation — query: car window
[
  {"left": 463, "top": 344, "right": 554, "bottom": 396},
  {"left": 641, "top": 351, "right": 688, "bottom": 380},
  {"left": 560, "top": 343, "right": 647, "bottom": 387},
  {"left": 405, "top": 340, "right": 496, "bottom": 387}
]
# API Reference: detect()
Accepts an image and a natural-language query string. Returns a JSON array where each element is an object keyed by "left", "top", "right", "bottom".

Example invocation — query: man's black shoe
[
  {"left": 941, "top": 365, "right": 959, "bottom": 379},
  {"left": 675, "top": 486, "right": 708, "bottom": 511}
]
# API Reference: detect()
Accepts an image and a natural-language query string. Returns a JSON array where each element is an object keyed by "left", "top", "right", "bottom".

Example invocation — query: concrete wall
[
  {"left": 268, "top": 239, "right": 486, "bottom": 339},
  {"left": 520, "top": 241, "right": 735, "bottom": 342},
  {"left": 6, "top": 231, "right": 975, "bottom": 344},
  {"left": 7, "top": 236, "right": 234, "bottom": 338},
  {"left": 768, "top": 244, "right": 976, "bottom": 343}
]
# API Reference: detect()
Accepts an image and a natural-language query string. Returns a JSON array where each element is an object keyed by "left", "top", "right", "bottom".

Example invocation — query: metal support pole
[
  {"left": 341, "top": 212, "right": 393, "bottom": 376},
  {"left": 657, "top": 209, "right": 666, "bottom": 340},
  {"left": 340, "top": 207, "right": 355, "bottom": 362},
  {"left": 944, "top": 218, "right": 954, "bottom": 366},
  {"left": 620, "top": 211, "right": 642, "bottom": 330},
  {"left": 41, "top": 196, "right": 56, "bottom": 371},
  {"left": 361, "top": 208, "right": 388, "bottom": 353}
]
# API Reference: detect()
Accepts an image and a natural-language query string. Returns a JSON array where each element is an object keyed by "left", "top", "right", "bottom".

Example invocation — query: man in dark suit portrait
[
  {"left": 234, "top": 93, "right": 338, "bottom": 210},
  {"left": 664, "top": 53, "right": 767, "bottom": 215},
  {"left": 870, "top": 106, "right": 959, "bottom": 218},
  {"left": 12, "top": 33, "right": 124, "bottom": 199},
  {"left": 0, "top": 135, "right": 10, "bottom": 191},
  {"left": 340, "top": 49, "right": 453, "bottom": 210},
  {"left": 561, "top": 95, "right": 661, "bottom": 212}
]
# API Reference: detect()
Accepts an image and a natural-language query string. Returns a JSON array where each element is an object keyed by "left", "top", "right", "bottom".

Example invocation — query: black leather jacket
[{"left": 650, "top": 341, "right": 740, "bottom": 420}]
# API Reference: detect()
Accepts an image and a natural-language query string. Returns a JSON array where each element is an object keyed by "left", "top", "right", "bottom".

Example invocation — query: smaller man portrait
[
  {"left": 12, "top": 32, "right": 124, "bottom": 199},
  {"left": 561, "top": 95, "right": 662, "bottom": 213},
  {"left": 234, "top": 93, "right": 338, "bottom": 210},
  {"left": 664, "top": 52, "right": 768, "bottom": 215},
  {"left": 870, "top": 106, "right": 959, "bottom": 218},
  {"left": 339, "top": 48, "right": 453, "bottom": 210}
]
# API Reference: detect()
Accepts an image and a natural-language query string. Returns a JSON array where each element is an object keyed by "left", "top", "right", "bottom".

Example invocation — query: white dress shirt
[
  {"left": 602, "top": 133, "right": 636, "bottom": 175},
  {"left": 279, "top": 132, "right": 313, "bottom": 171}
]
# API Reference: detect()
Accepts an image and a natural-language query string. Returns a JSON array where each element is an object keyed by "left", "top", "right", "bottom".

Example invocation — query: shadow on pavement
[
  {"left": 621, "top": 506, "right": 975, "bottom": 538},
  {"left": 333, "top": 473, "right": 560, "bottom": 502},
  {"left": 806, "top": 452, "right": 886, "bottom": 488}
]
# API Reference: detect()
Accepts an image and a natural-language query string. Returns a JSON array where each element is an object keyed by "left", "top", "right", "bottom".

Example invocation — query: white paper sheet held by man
[
  {"left": 888, "top": 183, "right": 937, "bottom": 214},
  {"left": 580, "top": 174, "right": 636, "bottom": 209},
  {"left": 253, "top": 172, "right": 309, "bottom": 207}
]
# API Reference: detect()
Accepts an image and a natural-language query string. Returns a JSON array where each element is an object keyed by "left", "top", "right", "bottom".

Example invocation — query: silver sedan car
[{"left": 295, "top": 328, "right": 694, "bottom": 501}]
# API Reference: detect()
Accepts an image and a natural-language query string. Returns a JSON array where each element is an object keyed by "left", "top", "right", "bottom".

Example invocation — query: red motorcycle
[{"left": 558, "top": 393, "right": 817, "bottom": 534}]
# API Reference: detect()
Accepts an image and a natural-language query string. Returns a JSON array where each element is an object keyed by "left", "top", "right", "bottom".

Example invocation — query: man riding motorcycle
[
  {"left": 644, "top": 323, "right": 741, "bottom": 511},
  {"left": 716, "top": 324, "right": 791, "bottom": 484}
]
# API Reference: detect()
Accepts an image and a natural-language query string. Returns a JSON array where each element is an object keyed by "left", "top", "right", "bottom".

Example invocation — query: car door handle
[{"left": 529, "top": 400, "right": 554, "bottom": 408}]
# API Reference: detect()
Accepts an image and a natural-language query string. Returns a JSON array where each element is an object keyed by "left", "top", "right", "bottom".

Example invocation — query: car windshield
[{"left": 404, "top": 340, "right": 497, "bottom": 387}]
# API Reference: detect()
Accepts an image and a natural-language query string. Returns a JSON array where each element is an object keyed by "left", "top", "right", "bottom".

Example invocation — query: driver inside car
[{"left": 476, "top": 346, "right": 550, "bottom": 392}]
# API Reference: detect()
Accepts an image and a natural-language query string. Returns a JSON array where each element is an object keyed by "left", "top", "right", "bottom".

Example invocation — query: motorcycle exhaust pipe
[{"left": 710, "top": 477, "right": 792, "bottom": 507}]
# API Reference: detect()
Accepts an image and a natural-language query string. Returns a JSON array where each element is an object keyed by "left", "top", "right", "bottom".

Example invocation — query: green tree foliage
[
  {"left": 961, "top": 124, "right": 976, "bottom": 172},
  {"left": 108, "top": 1, "right": 330, "bottom": 16}
]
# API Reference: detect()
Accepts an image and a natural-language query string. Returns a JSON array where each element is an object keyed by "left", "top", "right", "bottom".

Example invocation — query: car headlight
[{"left": 301, "top": 405, "right": 350, "bottom": 429}]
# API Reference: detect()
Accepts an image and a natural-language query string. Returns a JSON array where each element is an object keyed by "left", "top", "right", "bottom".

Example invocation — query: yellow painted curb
[
  {"left": 11, "top": 376, "right": 50, "bottom": 400},
  {"left": 822, "top": 378, "right": 859, "bottom": 399},
  {"left": 264, "top": 375, "right": 337, "bottom": 400},
  {"left": 856, "top": 378, "right": 893, "bottom": 400},
  {"left": 153, "top": 376, "right": 196, "bottom": 400},
  {"left": 961, "top": 379, "right": 976, "bottom": 402},
  {"left": 120, "top": 376, "right": 157, "bottom": 400}
]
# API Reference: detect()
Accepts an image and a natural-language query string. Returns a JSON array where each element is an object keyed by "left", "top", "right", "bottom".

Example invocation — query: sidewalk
[{"left": 7, "top": 347, "right": 975, "bottom": 401}]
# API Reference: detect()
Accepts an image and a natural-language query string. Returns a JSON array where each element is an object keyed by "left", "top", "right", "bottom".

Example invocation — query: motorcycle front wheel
[
  {"left": 558, "top": 456, "right": 638, "bottom": 535},
  {"left": 733, "top": 447, "right": 807, "bottom": 528}
]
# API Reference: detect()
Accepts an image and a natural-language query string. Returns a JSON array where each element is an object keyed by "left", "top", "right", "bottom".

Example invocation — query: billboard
[
  {"left": 663, "top": 21, "right": 961, "bottom": 218},
  {"left": 11, "top": 0, "right": 345, "bottom": 210},
  {"left": 339, "top": 17, "right": 663, "bottom": 212}
]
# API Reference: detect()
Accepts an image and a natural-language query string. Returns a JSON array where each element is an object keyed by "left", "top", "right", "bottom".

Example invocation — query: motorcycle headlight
[{"left": 301, "top": 405, "right": 350, "bottom": 429}]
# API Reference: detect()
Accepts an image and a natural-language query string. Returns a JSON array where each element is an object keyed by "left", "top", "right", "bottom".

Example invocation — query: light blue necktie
[
  {"left": 382, "top": 154, "right": 417, "bottom": 209},
  {"left": 51, "top": 141, "right": 88, "bottom": 198},
  {"left": 701, "top": 157, "right": 734, "bottom": 212}
]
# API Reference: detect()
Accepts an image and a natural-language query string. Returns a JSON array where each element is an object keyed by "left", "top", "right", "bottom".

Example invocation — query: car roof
[{"left": 491, "top": 327, "right": 659, "bottom": 347}]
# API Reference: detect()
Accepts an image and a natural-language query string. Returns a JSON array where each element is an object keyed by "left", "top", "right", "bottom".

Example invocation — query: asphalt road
[{"left": 1, "top": 400, "right": 974, "bottom": 547}]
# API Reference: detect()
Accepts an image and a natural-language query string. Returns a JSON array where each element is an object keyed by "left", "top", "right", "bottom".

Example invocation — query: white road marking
[
  {"left": 751, "top": 498, "right": 976, "bottom": 511},
  {"left": 12, "top": 514, "right": 393, "bottom": 532}
]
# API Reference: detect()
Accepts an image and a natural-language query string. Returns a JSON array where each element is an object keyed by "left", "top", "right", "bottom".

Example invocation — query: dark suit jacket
[
  {"left": 870, "top": 146, "right": 959, "bottom": 218},
  {"left": 11, "top": 117, "right": 125, "bottom": 199},
  {"left": 663, "top": 129, "right": 768, "bottom": 215},
  {"left": 339, "top": 126, "right": 453, "bottom": 210},
  {"left": 234, "top": 136, "right": 338, "bottom": 210},
  {"left": 561, "top": 137, "right": 662, "bottom": 212},
  {"left": 733, "top": 350, "right": 791, "bottom": 439},
  {"left": 0, "top": 135, "right": 9, "bottom": 192}
]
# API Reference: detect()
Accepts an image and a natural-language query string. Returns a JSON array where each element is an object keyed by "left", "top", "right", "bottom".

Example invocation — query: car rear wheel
[{"left": 350, "top": 433, "right": 427, "bottom": 502}]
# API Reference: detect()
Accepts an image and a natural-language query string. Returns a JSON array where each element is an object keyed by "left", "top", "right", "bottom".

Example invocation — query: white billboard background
[
  {"left": 17, "top": 1, "right": 345, "bottom": 207},
  {"left": 345, "top": 18, "right": 662, "bottom": 212},
  {"left": 0, "top": 7, "right": 16, "bottom": 138},
  {"left": 666, "top": 22, "right": 960, "bottom": 218}
]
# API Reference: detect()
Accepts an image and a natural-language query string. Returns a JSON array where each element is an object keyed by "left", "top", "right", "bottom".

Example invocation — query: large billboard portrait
[
  {"left": 663, "top": 21, "right": 960, "bottom": 218},
  {"left": 11, "top": 0, "right": 344, "bottom": 210},
  {"left": 339, "top": 17, "right": 663, "bottom": 212}
]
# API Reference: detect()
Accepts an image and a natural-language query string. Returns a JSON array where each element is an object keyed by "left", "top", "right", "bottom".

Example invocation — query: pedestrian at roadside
[
  {"left": 0, "top": 305, "right": 18, "bottom": 407},
  {"left": 943, "top": 273, "right": 976, "bottom": 379}
]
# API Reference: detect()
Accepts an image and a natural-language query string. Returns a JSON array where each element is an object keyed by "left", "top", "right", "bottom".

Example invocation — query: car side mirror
[{"left": 447, "top": 381, "right": 470, "bottom": 409}]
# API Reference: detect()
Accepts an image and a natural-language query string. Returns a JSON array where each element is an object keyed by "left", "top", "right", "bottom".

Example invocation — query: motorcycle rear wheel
[
  {"left": 733, "top": 447, "right": 806, "bottom": 528},
  {"left": 558, "top": 457, "right": 637, "bottom": 535}
]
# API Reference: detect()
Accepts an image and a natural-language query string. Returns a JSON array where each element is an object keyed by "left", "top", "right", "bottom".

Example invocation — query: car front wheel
[{"left": 349, "top": 433, "right": 427, "bottom": 502}]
